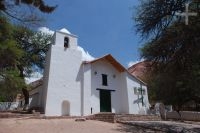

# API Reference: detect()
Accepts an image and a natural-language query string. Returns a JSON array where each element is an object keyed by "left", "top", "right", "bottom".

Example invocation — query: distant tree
[
  {"left": 0, "top": 0, "right": 55, "bottom": 106},
  {"left": 13, "top": 26, "right": 52, "bottom": 108},
  {"left": 135, "top": 0, "right": 200, "bottom": 112},
  {"left": 0, "top": 18, "right": 52, "bottom": 104},
  {"left": 0, "top": 16, "right": 25, "bottom": 102},
  {"left": 0, "top": 16, "right": 53, "bottom": 107},
  {"left": 13, "top": 26, "right": 52, "bottom": 77}
]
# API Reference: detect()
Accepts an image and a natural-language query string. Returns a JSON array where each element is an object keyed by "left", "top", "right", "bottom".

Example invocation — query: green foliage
[
  {"left": 18, "top": 0, "right": 56, "bottom": 13},
  {"left": 0, "top": 16, "right": 52, "bottom": 102},
  {"left": 0, "top": 69, "right": 25, "bottom": 102},
  {"left": 136, "top": 0, "right": 200, "bottom": 111},
  {"left": 0, "top": 17, "right": 26, "bottom": 102},
  {"left": 0, "top": 0, "right": 56, "bottom": 25},
  {"left": 13, "top": 26, "right": 52, "bottom": 77},
  {"left": 0, "top": 0, "right": 55, "bottom": 103}
]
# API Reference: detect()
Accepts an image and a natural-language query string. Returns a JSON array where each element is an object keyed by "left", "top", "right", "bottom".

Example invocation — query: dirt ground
[
  {"left": 0, "top": 118, "right": 127, "bottom": 133},
  {"left": 0, "top": 118, "right": 200, "bottom": 133}
]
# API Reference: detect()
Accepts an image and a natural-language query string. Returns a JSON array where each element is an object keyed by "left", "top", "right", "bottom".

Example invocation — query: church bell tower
[{"left": 42, "top": 28, "right": 83, "bottom": 116}]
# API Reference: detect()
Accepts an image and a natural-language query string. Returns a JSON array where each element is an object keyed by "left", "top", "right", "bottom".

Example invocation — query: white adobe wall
[
  {"left": 90, "top": 60, "right": 128, "bottom": 114},
  {"left": 126, "top": 73, "right": 149, "bottom": 114},
  {"left": 39, "top": 44, "right": 52, "bottom": 111},
  {"left": 118, "top": 72, "right": 130, "bottom": 113},
  {"left": 43, "top": 31, "right": 82, "bottom": 116},
  {"left": 81, "top": 63, "right": 92, "bottom": 115}
]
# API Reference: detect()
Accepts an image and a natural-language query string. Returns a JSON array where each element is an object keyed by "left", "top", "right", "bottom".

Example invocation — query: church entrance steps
[
  {"left": 88, "top": 113, "right": 161, "bottom": 123},
  {"left": 92, "top": 113, "right": 116, "bottom": 123},
  {"left": 115, "top": 114, "right": 161, "bottom": 122}
]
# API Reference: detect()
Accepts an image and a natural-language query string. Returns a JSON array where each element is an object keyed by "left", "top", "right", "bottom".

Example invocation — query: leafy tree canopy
[
  {"left": 135, "top": 0, "right": 200, "bottom": 111},
  {"left": 13, "top": 26, "right": 52, "bottom": 77},
  {"left": 0, "top": 0, "right": 54, "bottom": 105},
  {"left": 0, "top": 0, "right": 57, "bottom": 24},
  {"left": 0, "top": 16, "right": 25, "bottom": 102}
]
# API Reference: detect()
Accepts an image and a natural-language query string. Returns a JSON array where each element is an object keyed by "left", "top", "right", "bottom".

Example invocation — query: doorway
[{"left": 100, "top": 90, "right": 111, "bottom": 112}]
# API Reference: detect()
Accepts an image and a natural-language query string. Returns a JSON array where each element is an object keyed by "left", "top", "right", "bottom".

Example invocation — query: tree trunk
[
  {"left": 22, "top": 88, "right": 29, "bottom": 110},
  {"left": 175, "top": 105, "right": 182, "bottom": 121}
]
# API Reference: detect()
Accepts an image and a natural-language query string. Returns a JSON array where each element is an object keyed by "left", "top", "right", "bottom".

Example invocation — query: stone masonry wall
[
  {"left": 166, "top": 111, "right": 200, "bottom": 121},
  {"left": 115, "top": 114, "right": 161, "bottom": 122}
]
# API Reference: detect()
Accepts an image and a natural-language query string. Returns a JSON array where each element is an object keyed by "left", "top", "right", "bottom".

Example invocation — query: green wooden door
[{"left": 100, "top": 90, "right": 111, "bottom": 112}]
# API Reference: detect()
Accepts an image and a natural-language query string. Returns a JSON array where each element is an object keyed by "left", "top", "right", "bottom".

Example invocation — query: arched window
[{"left": 64, "top": 37, "right": 69, "bottom": 48}]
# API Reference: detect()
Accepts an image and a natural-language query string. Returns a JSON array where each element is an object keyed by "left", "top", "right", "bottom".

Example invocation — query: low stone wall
[
  {"left": 85, "top": 113, "right": 161, "bottom": 123},
  {"left": 0, "top": 112, "right": 38, "bottom": 118},
  {"left": 166, "top": 111, "right": 200, "bottom": 121},
  {"left": 0, "top": 102, "right": 20, "bottom": 111},
  {"left": 115, "top": 114, "right": 161, "bottom": 122}
]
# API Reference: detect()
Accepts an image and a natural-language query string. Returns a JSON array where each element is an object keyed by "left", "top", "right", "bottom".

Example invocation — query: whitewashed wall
[
  {"left": 39, "top": 44, "right": 52, "bottom": 111},
  {"left": 90, "top": 60, "right": 127, "bottom": 114},
  {"left": 0, "top": 102, "right": 20, "bottom": 111},
  {"left": 44, "top": 31, "right": 82, "bottom": 116},
  {"left": 126, "top": 73, "right": 149, "bottom": 114},
  {"left": 82, "top": 64, "right": 92, "bottom": 115},
  {"left": 118, "top": 72, "right": 130, "bottom": 113}
]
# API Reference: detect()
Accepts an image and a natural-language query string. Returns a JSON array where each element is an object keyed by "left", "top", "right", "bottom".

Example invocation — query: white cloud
[
  {"left": 127, "top": 61, "right": 139, "bottom": 67},
  {"left": 25, "top": 71, "right": 43, "bottom": 84},
  {"left": 77, "top": 46, "right": 95, "bottom": 61},
  {"left": 38, "top": 27, "right": 54, "bottom": 35},
  {"left": 127, "top": 58, "right": 144, "bottom": 68}
]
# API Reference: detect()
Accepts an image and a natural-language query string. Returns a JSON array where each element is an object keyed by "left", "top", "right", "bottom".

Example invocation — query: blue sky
[{"left": 43, "top": 0, "right": 142, "bottom": 67}]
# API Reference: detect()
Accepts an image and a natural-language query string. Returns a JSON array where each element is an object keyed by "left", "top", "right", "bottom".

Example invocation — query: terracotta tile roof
[{"left": 128, "top": 61, "right": 152, "bottom": 82}]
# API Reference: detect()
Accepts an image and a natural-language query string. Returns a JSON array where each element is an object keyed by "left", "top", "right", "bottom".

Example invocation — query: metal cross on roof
[{"left": 175, "top": 3, "right": 198, "bottom": 25}]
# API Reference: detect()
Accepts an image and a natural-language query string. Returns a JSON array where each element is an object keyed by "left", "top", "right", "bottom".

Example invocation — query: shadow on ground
[
  {"left": 115, "top": 122, "right": 200, "bottom": 133},
  {"left": 116, "top": 124, "right": 164, "bottom": 133}
]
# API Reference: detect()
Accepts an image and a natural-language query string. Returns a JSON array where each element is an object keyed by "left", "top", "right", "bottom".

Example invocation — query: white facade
[{"left": 38, "top": 29, "right": 150, "bottom": 116}]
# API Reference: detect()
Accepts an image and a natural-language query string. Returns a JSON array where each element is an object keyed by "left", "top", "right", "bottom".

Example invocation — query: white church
[{"left": 29, "top": 28, "right": 150, "bottom": 116}]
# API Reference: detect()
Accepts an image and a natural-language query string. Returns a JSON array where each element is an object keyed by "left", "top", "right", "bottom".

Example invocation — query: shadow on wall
[
  {"left": 62, "top": 100, "right": 70, "bottom": 116},
  {"left": 29, "top": 93, "right": 39, "bottom": 109}
]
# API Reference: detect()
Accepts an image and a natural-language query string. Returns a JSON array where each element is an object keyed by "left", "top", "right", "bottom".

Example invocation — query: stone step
[
  {"left": 91, "top": 113, "right": 161, "bottom": 123},
  {"left": 93, "top": 113, "right": 115, "bottom": 123},
  {"left": 115, "top": 114, "right": 161, "bottom": 122}
]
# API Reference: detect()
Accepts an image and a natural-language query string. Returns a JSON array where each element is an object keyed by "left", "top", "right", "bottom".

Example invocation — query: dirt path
[
  {"left": 0, "top": 118, "right": 125, "bottom": 133},
  {"left": 122, "top": 121, "right": 200, "bottom": 133},
  {"left": 1, "top": 118, "right": 200, "bottom": 133}
]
